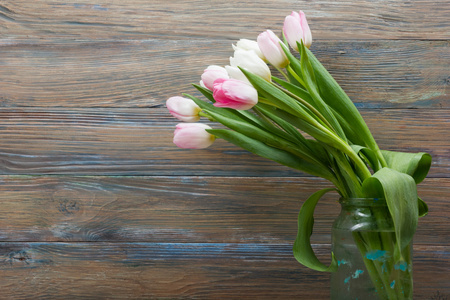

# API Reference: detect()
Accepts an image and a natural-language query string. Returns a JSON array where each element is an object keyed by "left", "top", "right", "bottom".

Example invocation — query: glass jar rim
[{"left": 339, "top": 197, "right": 386, "bottom": 206}]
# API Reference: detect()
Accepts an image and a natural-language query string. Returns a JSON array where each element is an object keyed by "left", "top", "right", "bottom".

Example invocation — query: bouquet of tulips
[{"left": 166, "top": 11, "right": 431, "bottom": 298}]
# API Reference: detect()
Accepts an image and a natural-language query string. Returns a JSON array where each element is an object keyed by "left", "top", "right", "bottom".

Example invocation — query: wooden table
[{"left": 0, "top": 1, "right": 448, "bottom": 299}]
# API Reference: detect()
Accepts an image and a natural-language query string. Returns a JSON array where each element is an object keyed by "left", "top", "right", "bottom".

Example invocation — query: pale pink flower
[
  {"left": 166, "top": 96, "right": 201, "bottom": 122},
  {"left": 173, "top": 123, "right": 215, "bottom": 149},
  {"left": 230, "top": 49, "right": 271, "bottom": 82},
  {"left": 213, "top": 78, "right": 258, "bottom": 110},
  {"left": 257, "top": 30, "right": 289, "bottom": 68},
  {"left": 233, "top": 39, "right": 266, "bottom": 61},
  {"left": 283, "top": 10, "right": 312, "bottom": 51},
  {"left": 200, "top": 65, "right": 229, "bottom": 90}
]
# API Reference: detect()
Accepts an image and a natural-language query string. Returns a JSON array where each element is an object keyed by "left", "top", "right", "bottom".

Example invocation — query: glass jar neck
[{"left": 339, "top": 197, "right": 386, "bottom": 208}]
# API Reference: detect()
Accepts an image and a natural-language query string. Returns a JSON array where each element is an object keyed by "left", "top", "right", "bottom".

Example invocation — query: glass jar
[{"left": 331, "top": 198, "right": 413, "bottom": 300}]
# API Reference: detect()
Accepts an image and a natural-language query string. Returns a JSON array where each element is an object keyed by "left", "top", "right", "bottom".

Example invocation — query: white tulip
[
  {"left": 233, "top": 39, "right": 266, "bottom": 61},
  {"left": 230, "top": 49, "right": 271, "bottom": 82},
  {"left": 225, "top": 65, "right": 251, "bottom": 84}
]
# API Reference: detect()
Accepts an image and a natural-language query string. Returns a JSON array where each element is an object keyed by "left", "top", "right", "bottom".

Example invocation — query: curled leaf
[
  {"left": 293, "top": 188, "right": 338, "bottom": 272},
  {"left": 362, "top": 168, "right": 418, "bottom": 262},
  {"left": 381, "top": 150, "right": 432, "bottom": 184}
]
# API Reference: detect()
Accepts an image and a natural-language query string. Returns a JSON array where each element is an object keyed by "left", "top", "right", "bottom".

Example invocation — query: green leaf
[
  {"left": 362, "top": 168, "right": 418, "bottom": 261},
  {"left": 184, "top": 93, "right": 277, "bottom": 135},
  {"left": 286, "top": 69, "right": 305, "bottom": 89},
  {"left": 208, "top": 129, "right": 335, "bottom": 180},
  {"left": 191, "top": 84, "right": 280, "bottom": 135},
  {"left": 329, "top": 106, "right": 360, "bottom": 145},
  {"left": 293, "top": 188, "right": 338, "bottom": 272},
  {"left": 280, "top": 42, "right": 304, "bottom": 82},
  {"left": 298, "top": 41, "right": 346, "bottom": 141},
  {"left": 418, "top": 197, "right": 428, "bottom": 217},
  {"left": 261, "top": 107, "right": 349, "bottom": 155},
  {"left": 205, "top": 109, "right": 324, "bottom": 167},
  {"left": 381, "top": 150, "right": 432, "bottom": 184},
  {"left": 240, "top": 69, "right": 348, "bottom": 151},
  {"left": 191, "top": 84, "right": 281, "bottom": 134},
  {"left": 351, "top": 145, "right": 381, "bottom": 172},
  {"left": 192, "top": 83, "right": 216, "bottom": 103},
  {"left": 304, "top": 47, "right": 384, "bottom": 166},
  {"left": 238, "top": 68, "right": 315, "bottom": 123},
  {"left": 255, "top": 103, "right": 308, "bottom": 143},
  {"left": 272, "top": 77, "right": 315, "bottom": 106},
  {"left": 256, "top": 104, "right": 330, "bottom": 164}
]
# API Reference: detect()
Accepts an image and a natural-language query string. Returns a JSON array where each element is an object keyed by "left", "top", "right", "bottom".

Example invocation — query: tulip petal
[
  {"left": 173, "top": 123, "right": 215, "bottom": 149},
  {"left": 166, "top": 96, "right": 202, "bottom": 122},
  {"left": 283, "top": 11, "right": 312, "bottom": 51},
  {"left": 257, "top": 30, "right": 288, "bottom": 68},
  {"left": 212, "top": 78, "right": 258, "bottom": 110}
]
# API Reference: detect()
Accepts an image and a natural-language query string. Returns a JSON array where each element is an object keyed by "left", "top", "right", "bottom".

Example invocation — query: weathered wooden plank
[
  {"left": 0, "top": 0, "right": 449, "bottom": 41},
  {"left": 0, "top": 108, "right": 447, "bottom": 176},
  {"left": 0, "top": 242, "right": 447, "bottom": 299},
  {"left": 0, "top": 176, "right": 447, "bottom": 245},
  {"left": 0, "top": 40, "right": 447, "bottom": 108},
  {"left": 0, "top": 1, "right": 446, "bottom": 298}
]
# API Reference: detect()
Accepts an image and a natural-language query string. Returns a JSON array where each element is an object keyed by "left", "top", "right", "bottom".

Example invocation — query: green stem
[
  {"left": 360, "top": 231, "right": 399, "bottom": 299},
  {"left": 328, "top": 148, "right": 362, "bottom": 197},
  {"left": 274, "top": 66, "right": 290, "bottom": 82},
  {"left": 376, "top": 148, "right": 388, "bottom": 168},
  {"left": 352, "top": 231, "right": 388, "bottom": 299},
  {"left": 286, "top": 65, "right": 306, "bottom": 87},
  {"left": 342, "top": 143, "right": 372, "bottom": 181},
  {"left": 252, "top": 106, "right": 277, "bottom": 129},
  {"left": 328, "top": 155, "right": 351, "bottom": 198},
  {"left": 398, "top": 244, "right": 413, "bottom": 299},
  {"left": 320, "top": 127, "right": 372, "bottom": 182},
  {"left": 274, "top": 83, "right": 336, "bottom": 133},
  {"left": 198, "top": 111, "right": 216, "bottom": 122}
]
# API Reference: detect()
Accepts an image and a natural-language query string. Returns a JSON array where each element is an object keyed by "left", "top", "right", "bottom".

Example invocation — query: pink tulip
[
  {"left": 166, "top": 96, "right": 201, "bottom": 122},
  {"left": 173, "top": 123, "right": 215, "bottom": 149},
  {"left": 200, "top": 65, "right": 229, "bottom": 90},
  {"left": 283, "top": 10, "right": 312, "bottom": 51},
  {"left": 257, "top": 30, "right": 289, "bottom": 68},
  {"left": 213, "top": 78, "right": 258, "bottom": 110}
]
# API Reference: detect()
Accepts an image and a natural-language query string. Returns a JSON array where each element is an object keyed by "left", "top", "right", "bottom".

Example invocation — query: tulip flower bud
[
  {"left": 283, "top": 10, "right": 312, "bottom": 51},
  {"left": 166, "top": 96, "right": 202, "bottom": 122},
  {"left": 213, "top": 78, "right": 258, "bottom": 110},
  {"left": 173, "top": 123, "right": 215, "bottom": 149},
  {"left": 200, "top": 65, "right": 229, "bottom": 91},
  {"left": 230, "top": 49, "right": 271, "bottom": 82},
  {"left": 232, "top": 39, "right": 266, "bottom": 61},
  {"left": 257, "top": 30, "right": 289, "bottom": 68}
]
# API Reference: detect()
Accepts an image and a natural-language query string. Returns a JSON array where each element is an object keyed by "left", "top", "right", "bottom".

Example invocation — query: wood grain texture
[
  {"left": 0, "top": 0, "right": 448, "bottom": 298},
  {"left": 1, "top": 0, "right": 449, "bottom": 41},
  {"left": 0, "top": 108, "right": 447, "bottom": 177},
  {"left": 0, "top": 176, "right": 447, "bottom": 245},
  {"left": 0, "top": 242, "right": 448, "bottom": 299},
  {"left": 0, "top": 40, "right": 447, "bottom": 108}
]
